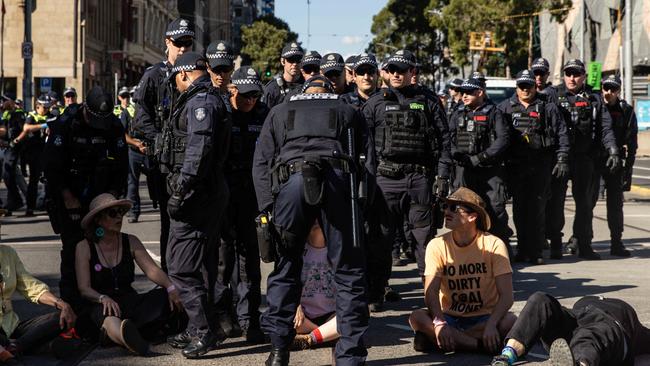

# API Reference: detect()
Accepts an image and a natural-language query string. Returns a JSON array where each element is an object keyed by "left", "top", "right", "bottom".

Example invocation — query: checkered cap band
[
  {"left": 532, "top": 59, "right": 549, "bottom": 71},
  {"left": 387, "top": 56, "right": 415, "bottom": 67},
  {"left": 321, "top": 61, "right": 344, "bottom": 70},
  {"left": 166, "top": 28, "right": 195, "bottom": 37},
  {"left": 232, "top": 79, "right": 262, "bottom": 86},
  {"left": 282, "top": 49, "right": 303, "bottom": 58},
  {"left": 461, "top": 80, "right": 482, "bottom": 90},
  {"left": 602, "top": 78, "right": 621, "bottom": 87},
  {"left": 302, "top": 55, "right": 321, "bottom": 64},
  {"left": 172, "top": 64, "right": 203, "bottom": 73},
  {"left": 354, "top": 57, "right": 377, "bottom": 69},
  {"left": 207, "top": 52, "right": 235, "bottom": 60}
]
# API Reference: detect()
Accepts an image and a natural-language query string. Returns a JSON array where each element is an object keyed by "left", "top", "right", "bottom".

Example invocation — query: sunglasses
[
  {"left": 386, "top": 65, "right": 407, "bottom": 74},
  {"left": 325, "top": 70, "right": 342, "bottom": 78},
  {"left": 564, "top": 70, "right": 584, "bottom": 77},
  {"left": 104, "top": 207, "right": 129, "bottom": 219},
  {"left": 355, "top": 67, "right": 377, "bottom": 76},
  {"left": 211, "top": 66, "right": 233, "bottom": 74},
  {"left": 461, "top": 89, "right": 478, "bottom": 96},
  {"left": 172, "top": 38, "right": 193, "bottom": 48},
  {"left": 602, "top": 85, "right": 620, "bottom": 92},
  {"left": 517, "top": 83, "right": 535, "bottom": 90},
  {"left": 532, "top": 70, "right": 547, "bottom": 77},
  {"left": 285, "top": 56, "right": 302, "bottom": 64},
  {"left": 302, "top": 64, "right": 320, "bottom": 74},
  {"left": 240, "top": 92, "right": 262, "bottom": 100},
  {"left": 442, "top": 203, "right": 474, "bottom": 214}
]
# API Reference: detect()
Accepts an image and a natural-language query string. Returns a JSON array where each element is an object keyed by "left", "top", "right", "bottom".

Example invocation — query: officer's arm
[
  {"left": 448, "top": 110, "right": 458, "bottom": 155},
  {"left": 133, "top": 72, "right": 158, "bottom": 141},
  {"left": 360, "top": 98, "right": 377, "bottom": 140},
  {"left": 547, "top": 103, "right": 570, "bottom": 156},
  {"left": 431, "top": 99, "right": 452, "bottom": 178},
  {"left": 598, "top": 98, "right": 617, "bottom": 151},
  {"left": 483, "top": 108, "right": 510, "bottom": 160},
  {"left": 42, "top": 122, "right": 70, "bottom": 197},
  {"left": 109, "top": 128, "right": 129, "bottom": 197},
  {"left": 252, "top": 110, "right": 278, "bottom": 212},
  {"left": 262, "top": 83, "right": 278, "bottom": 109},
  {"left": 628, "top": 108, "right": 639, "bottom": 155}
]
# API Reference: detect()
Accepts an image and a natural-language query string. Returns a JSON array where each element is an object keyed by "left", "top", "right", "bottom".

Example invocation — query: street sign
[
  {"left": 635, "top": 98, "right": 650, "bottom": 131},
  {"left": 586, "top": 61, "right": 602, "bottom": 90},
  {"left": 21, "top": 41, "right": 33, "bottom": 59},
  {"left": 39, "top": 78, "right": 52, "bottom": 92}
]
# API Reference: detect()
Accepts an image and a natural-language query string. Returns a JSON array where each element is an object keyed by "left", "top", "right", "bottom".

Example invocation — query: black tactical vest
[
  {"left": 557, "top": 89, "right": 595, "bottom": 141},
  {"left": 456, "top": 103, "right": 494, "bottom": 155},
  {"left": 375, "top": 92, "right": 431, "bottom": 161},
  {"left": 509, "top": 101, "right": 553, "bottom": 150}
]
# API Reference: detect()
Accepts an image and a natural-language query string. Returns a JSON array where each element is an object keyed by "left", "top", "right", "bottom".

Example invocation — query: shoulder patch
[
  {"left": 194, "top": 107, "right": 207, "bottom": 121},
  {"left": 289, "top": 93, "right": 340, "bottom": 101}
]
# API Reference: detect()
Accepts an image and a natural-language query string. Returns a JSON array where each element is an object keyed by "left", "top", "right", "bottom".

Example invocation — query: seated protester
[
  {"left": 492, "top": 292, "right": 650, "bottom": 366},
  {"left": 75, "top": 194, "right": 183, "bottom": 356},
  {"left": 0, "top": 245, "right": 77, "bottom": 362},
  {"left": 409, "top": 187, "right": 516, "bottom": 355},
  {"left": 291, "top": 221, "right": 339, "bottom": 351}
]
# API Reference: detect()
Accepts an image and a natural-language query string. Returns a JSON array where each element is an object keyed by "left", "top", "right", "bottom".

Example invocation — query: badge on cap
[
  {"left": 180, "top": 19, "right": 188, "bottom": 27},
  {"left": 327, "top": 54, "right": 335, "bottom": 61},
  {"left": 247, "top": 68, "right": 256, "bottom": 76},
  {"left": 522, "top": 70, "right": 530, "bottom": 76},
  {"left": 291, "top": 42, "right": 298, "bottom": 48},
  {"left": 194, "top": 107, "right": 206, "bottom": 121},
  {"left": 217, "top": 43, "right": 226, "bottom": 51},
  {"left": 396, "top": 50, "right": 404, "bottom": 55},
  {"left": 360, "top": 53, "right": 368, "bottom": 57}
]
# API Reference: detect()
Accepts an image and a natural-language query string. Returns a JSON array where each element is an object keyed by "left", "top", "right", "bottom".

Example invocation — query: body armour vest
[
  {"left": 228, "top": 105, "right": 267, "bottom": 172},
  {"left": 557, "top": 88, "right": 596, "bottom": 151},
  {"left": 375, "top": 91, "right": 432, "bottom": 162},
  {"left": 456, "top": 103, "right": 495, "bottom": 155},
  {"left": 509, "top": 101, "right": 553, "bottom": 150}
]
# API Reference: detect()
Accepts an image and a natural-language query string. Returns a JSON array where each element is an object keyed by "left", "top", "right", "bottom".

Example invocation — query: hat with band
[
  {"left": 446, "top": 187, "right": 491, "bottom": 231},
  {"left": 515, "top": 70, "right": 535, "bottom": 86},
  {"left": 353, "top": 53, "right": 378, "bottom": 71},
  {"left": 460, "top": 78, "right": 484, "bottom": 91},
  {"left": 231, "top": 66, "right": 263, "bottom": 94},
  {"left": 563, "top": 59, "right": 586, "bottom": 73},
  {"left": 170, "top": 52, "right": 208, "bottom": 75},
  {"left": 386, "top": 49, "right": 416, "bottom": 71},
  {"left": 165, "top": 18, "right": 195, "bottom": 41},
  {"left": 281, "top": 42, "right": 304, "bottom": 59},
  {"left": 301, "top": 51, "right": 322, "bottom": 68},
  {"left": 81, "top": 193, "right": 133, "bottom": 230},
  {"left": 320, "top": 53, "right": 345, "bottom": 74},
  {"left": 602, "top": 74, "right": 621, "bottom": 89},
  {"left": 206, "top": 41, "right": 235, "bottom": 69},
  {"left": 531, "top": 58, "right": 550, "bottom": 72}
]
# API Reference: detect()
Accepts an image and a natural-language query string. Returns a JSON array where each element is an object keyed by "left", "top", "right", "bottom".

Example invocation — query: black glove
[
  {"left": 433, "top": 176, "right": 450, "bottom": 199},
  {"left": 606, "top": 147, "right": 621, "bottom": 173},
  {"left": 552, "top": 154, "right": 570, "bottom": 179},
  {"left": 452, "top": 152, "right": 471, "bottom": 167},
  {"left": 469, "top": 154, "right": 481, "bottom": 167},
  {"left": 167, "top": 194, "right": 183, "bottom": 220}
]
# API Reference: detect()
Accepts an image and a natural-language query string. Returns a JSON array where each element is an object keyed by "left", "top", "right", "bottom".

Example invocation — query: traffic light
[{"left": 264, "top": 68, "right": 272, "bottom": 78}]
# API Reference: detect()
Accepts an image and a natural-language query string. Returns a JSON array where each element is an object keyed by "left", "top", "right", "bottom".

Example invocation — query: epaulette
[{"left": 289, "top": 93, "right": 340, "bottom": 101}]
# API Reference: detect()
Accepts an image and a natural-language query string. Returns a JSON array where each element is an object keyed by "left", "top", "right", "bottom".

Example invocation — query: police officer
[
  {"left": 42, "top": 86, "right": 128, "bottom": 308},
  {"left": 114, "top": 87, "right": 136, "bottom": 131},
  {"left": 531, "top": 58, "right": 555, "bottom": 97},
  {"left": 450, "top": 77, "right": 512, "bottom": 249},
  {"left": 253, "top": 75, "right": 374, "bottom": 365},
  {"left": 1, "top": 96, "right": 27, "bottom": 216},
  {"left": 299, "top": 51, "right": 321, "bottom": 80},
  {"left": 555, "top": 59, "right": 620, "bottom": 260},
  {"left": 321, "top": 53, "right": 348, "bottom": 95},
  {"left": 362, "top": 49, "right": 451, "bottom": 311},
  {"left": 132, "top": 17, "right": 194, "bottom": 271},
  {"left": 163, "top": 52, "right": 231, "bottom": 358},
  {"left": 215, "top": 66, "right": 268, "bottom": 344},
  {"left": 341, "top": 53, "right": 378, "bottom": 108},
  {"left": 447, "top": 78, "right": 464, "bottom": 114},
  {"left": 206, "top": 40, "right": 235, "bottom": 94},
  {"left": 262, "top": 42, "right": 304, "bottom": 108},
  {"left": 600, "top": 75, "right": 638, "bottom": 257},
  {"left": 63, "top": 87, "right": 79, "bottom": 108},
  {"left": 344, "top": 54, "right": 358, "bottom": 89},
  {"left": 499, "top": 70, "right": 569, "bottom": 264}
]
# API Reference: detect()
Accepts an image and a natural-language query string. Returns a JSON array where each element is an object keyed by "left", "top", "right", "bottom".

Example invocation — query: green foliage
[{"left": 240, "top": 15, "right": 299, "bottom": 81}]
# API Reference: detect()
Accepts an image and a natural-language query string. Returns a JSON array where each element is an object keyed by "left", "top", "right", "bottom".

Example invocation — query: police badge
[{"left": 194, "top": 107, "right": 206, "bottom": 121}]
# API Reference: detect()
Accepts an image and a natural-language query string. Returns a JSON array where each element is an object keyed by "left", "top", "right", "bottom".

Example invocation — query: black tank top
[{"left": 88, "top": 233, "right": 136, "bottom": 297}]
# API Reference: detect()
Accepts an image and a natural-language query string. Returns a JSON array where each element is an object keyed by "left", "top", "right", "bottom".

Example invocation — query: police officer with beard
[
  {"left": 262, "top": 43, "right": 304, "bottom": 108},
  {"left": 253, "top": 75, "right": 375, "bottom": 366},
  {"left": 553, "top": 59, "right": 620, "bottom": 260},
  {"left": 163, "top": 52, "right": 231, "bottom": 358},
  {"left": 214, "top": 66, "right": 268, "bottom": 344},
  {"left": 362, "top": 50, "right": 451, "bottom": 311},
  {"left": 600, "top": 75, "right": 638, "bottom": 257},
  {"left": 131, "top": 17, "right": 194, "bottom": 271},
  {"left": 450, "top": 78, "right": 512, "bottom": 250},
  {"left": 499, "top": 70, "right": 569, "bottom": 264},
  {"left": 43, "top": 86, "right": 128, "bottom": 308},
  {"left": 532, "top": 58, "right": 555, "bottom": 97}
]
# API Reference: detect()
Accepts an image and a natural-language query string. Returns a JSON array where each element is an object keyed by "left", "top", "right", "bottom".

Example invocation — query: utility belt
[{"left": 377, "top": 160, "right": 430, "bottom": 179}]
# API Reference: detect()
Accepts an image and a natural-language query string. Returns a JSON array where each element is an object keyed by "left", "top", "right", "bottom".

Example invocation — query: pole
[
  {"left": 619, "top": 45, "right": 625, "bottom": 98},
  {"left": 306, "top": 0, "right": 311, "bottom": 49},
  {"left": 527, "top": 17, "right": 534, "bottom": 68},
  {"left": 579, "top": 0, "right": 585, "bottom": 61},
  {"left": 1, "top": 1, "right": 5, "bottom": 95},
  {"left": 623, "top": 0, "right": 633, "bottom": 102},
  {"left": 23, "top": 0, "right": 33, "bottom": 111}
]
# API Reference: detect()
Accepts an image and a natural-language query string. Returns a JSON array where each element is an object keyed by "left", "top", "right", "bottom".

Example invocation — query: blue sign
[
  {"left": 40, "top": 78, "right": 52, "bottom": 92},
  {"left": 636, "top": 98, "right": 650, "bottom": 131}
]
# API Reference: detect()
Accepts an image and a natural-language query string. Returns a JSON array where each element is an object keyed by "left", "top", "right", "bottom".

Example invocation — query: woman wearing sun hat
[{"left": 74, "top": 193, "right": 183, "bottom": 356}]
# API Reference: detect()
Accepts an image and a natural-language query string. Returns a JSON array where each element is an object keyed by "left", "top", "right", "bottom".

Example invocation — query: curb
[{"left": 630, "top": 184, "right": 650, "bottom": 197}]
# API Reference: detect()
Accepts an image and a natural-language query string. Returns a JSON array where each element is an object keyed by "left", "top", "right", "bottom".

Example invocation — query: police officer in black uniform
[
  {"left": 554, "top": 59, "right": 620, "bottom": 260},
  {"left": 499, "top": 70, "right": 569, "bottom": 264},
  {"left": 446, "top": 78, "right": 464, "bottom": 114},
  {"left": 131, "top": 17, "right": 194, "bottom": 271},
  {"left": 262, "top": 43, "right": 304, "bottom": 109},
  {"left": 215, "top": 66, "right": 268, "bottom": 344},
  {"left": 163, "top": 52, "right": 231, "bottom": 358},
  {"left": 600, "top": 74, "right": 638, "bottom": 257},
  {"left": 362, "top": 49, "right": 451, "bottom": 311},
  {"left": 299, "top": 51, "right": 321, "bottom": 80},
  {"left": 321, "top": 53, "right": 348, "bottom": 95},
  {"left": 531, "top": 57, "right": 556, "bottom": 97},
  {"left": 253, "top": 75, "right": 374, "bottom": 366},
  {"left": 1, "top": 96, "right": 27, "bottom": 215},
  {"left": 43, "top": 86, "right": 128, "bottom": 307},
  {"left": 341, "top": 53, "right": 378, "bottom": 108},
  {"left": 344, "top": 55, "right": 358, "bottom": 90},
  {"left": 450, "top": 77, "right": 512, "bottom": 249},
  {"left": 206, "top": 40, "right": 235, "bottom": 94}
]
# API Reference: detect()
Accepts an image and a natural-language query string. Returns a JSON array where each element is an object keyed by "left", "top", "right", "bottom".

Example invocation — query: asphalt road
[{"left": 2, "top": 177, "right": 650, "bottom": 366}]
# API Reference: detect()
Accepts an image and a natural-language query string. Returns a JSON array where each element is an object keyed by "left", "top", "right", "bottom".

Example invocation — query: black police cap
[
  {"left": 563, "top": 59, "right": 586, "bottom": 73},
  {"left": 118, "top": 86, "right": 130, "bottom": 97},
  {"left": 386, "top": 49, "right": 416, "bottom": 71},
  {"left": 602, "top": 74, "right": 622, "bottom": 89},
  {"left": 531, "top": 58, "right": 550, "bottom": 72},
  {"left": 345, "top": 55, "right": 359, "bottom": 69},
  {"left": 85, "top": 86, "right": 115, "bottom": 129},
  {"left": 301, "top": 75, "right": 334, "bottom": 93},
  {"left": 231, "top": 66, "right": 263, "bottom": 94},
  {"left": 206, "top": 40, "right": 235, "bottom": 69},
  {"left": 320, "top": 53, "right": 345, "bottom": 74},
  {"left": 448, "top": 78, "right": 463, "bottom": 88},
  {"left": 166, "top": 18, "right": 195, "bottom": 41},
  {"left": 36, "top": 94, "right": 53, "bottom": 107},
  {"left": 64, "top": 87, "right": 77, "bottom": 97},
  {"left": 460, "top": 78, "right": 484, "bottom": 92},
  {"left": 301, "top": 51, "right": 322, "bottom": 68},
  {"left": 515, "top": 70, "right": 535, "bottom": 86},
  {"left": 353, "top": 53, "right": 378, "bottom": 71},
  {"left": 170, "top": 51, "right": 208, "bottom": 76},
  {"left": 281, "top": 42, "right": 304, "bottom": 59}
]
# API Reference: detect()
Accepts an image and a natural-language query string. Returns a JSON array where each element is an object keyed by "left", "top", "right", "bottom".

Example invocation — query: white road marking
[
  {"left": 634, "top": 166, "right": 650, "bottom": 171},
  {"left": 632, "top": 174, "right": 650, "bottom": 179}
]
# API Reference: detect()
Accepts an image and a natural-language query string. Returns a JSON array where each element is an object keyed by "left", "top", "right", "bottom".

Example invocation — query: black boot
[
  {"left": 242, "top": 322, "right": 267, "bottom": 345},
  {"left": 565, "top": 236, "right": 578, "bottom": 255},
  {"left": 181, "top": 332, "right": 224, "bottom": 359},
  {"left": 550, "top": 239, "right": 563, "bottom": 259},
  {"left": 610, "top": 239, "right": 631, "bottom": 257},
  {"left": 167, "top": 329, "right": 193, "bottom": 349},
  {"left": 265, "top": 347, "right": 290, "bottom": 366},
  {"left": 577, "top": 239, "right": 600, "bottom": 260}
]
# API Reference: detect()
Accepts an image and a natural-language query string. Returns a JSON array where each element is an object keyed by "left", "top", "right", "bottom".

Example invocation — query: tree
[{"left": 240, "top": 15, "right": 299, "bottom": 81}]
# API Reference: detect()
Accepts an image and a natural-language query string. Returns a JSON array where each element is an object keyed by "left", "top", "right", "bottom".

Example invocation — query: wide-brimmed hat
[
  {"left": 445, "top": 187, "right": 491, "bottom": 231},
  {"left": 81, "top": 193, "right": 132, "bottom": 230}
]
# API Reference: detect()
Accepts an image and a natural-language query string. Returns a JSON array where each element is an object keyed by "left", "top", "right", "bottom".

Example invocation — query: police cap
[
  {"left": 48, "top": 90, "right": 59, "bottom": 102},
  {"left": 448, "top": 78, "right": 463, "bottom": 89},
  {"left": 531, "top": 58, "right": 550, "bottom": 73},
  {"left": 345, "top": 55, "right": 358, "bottom": 69},
  {"left": 470, "top": 71, "right": 487, "bottom": 88},
  {"left": 320, "top": 53, "right": 345, "bottom": 75},
  {"left": 459, "top": 78, "right": 484, "bottom": 92},
  {"left": 64, "top": 87, "right": 77, "bottom": 97},
  {"left": 563, "top": 59, "right": 586, "bottom": 74},
  {"left": 515, "top": 70, "right": 535, "bottom": 87},
  {"left": 118, "top": 86, "right": 131, "bottom": 97},
  {"left": 353, "top": 53, "right": 378, "bottom": 72},
  {"left": 386, "top": 50, "right": 416, "bottom": 71},
  {"left": 165, "top": 18, "right": 195, "bottom": 41},
  {"left": 206, "top": 40, "right": 235, "bottom": 69},
  {"left": 602, "top": 74, "right": 622, "bottom": 89},
  {"left": 301, "top": 51, "right": 322, "bottom": 69},
  {"left": 231, "top": 66, "right": 263, "bottom": 94},
  {"left": 36, "top": 94, "right": 53, "bottom": 108},
  {"left": 301, "top": 75, "right": 334, "bottom": 93},
  {"left": 281, "top": 42, "right": 304, "bottom": 60},
  {"left": 85, "top": 86, "right": 115, "bottom": 129},
  {"left": 170, "top": 51, "right": 208, "bottom": 77}
]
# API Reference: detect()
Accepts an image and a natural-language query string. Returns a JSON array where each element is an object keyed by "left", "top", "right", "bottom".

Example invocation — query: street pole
[
  {"left": 1, "top": 0, "right": 5, "bottom": 95},
  {"left": 579, "top": 0, "right": 585, "bottom": 61},
  {"left": 23, "top": 0, "right": 33, "bottom": 111},
  {"left": 624, "top": 0, "right": 633, "bottom": 102}
]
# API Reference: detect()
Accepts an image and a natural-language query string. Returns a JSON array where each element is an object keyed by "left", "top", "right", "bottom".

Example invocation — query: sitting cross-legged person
[
  {"left": 409, "top": 187, "right": 517, "bottom": 355},
  {"left": 0, "top": 245, "right": 77, "bottom": 364},
  {"left": 75, "top": 194, "right": 183, "bottom": 356},
  {"left": 291, "top": 221, "right": 339, "bottom": 351}
]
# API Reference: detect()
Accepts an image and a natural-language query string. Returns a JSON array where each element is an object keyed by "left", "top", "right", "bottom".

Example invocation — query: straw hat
[
  {"left": 81, "top": 193, "right": 132, "bottom": 230},
  {"left": 445, "top": 187, "right": 491, "bottom": 231}
]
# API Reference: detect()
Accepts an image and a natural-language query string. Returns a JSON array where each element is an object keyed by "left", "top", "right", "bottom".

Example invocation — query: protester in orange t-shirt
[{"left": 409, "top": 187, "right": 517, "bottom": 355}]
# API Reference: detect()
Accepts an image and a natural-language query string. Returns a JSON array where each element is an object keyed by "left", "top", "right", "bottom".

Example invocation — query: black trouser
[
  {"left": 215, "top": 176, "right": 262, "bottom": 329},
  {"left": 153, "top": 168, "right": 170, "bottom": 271},
  {"left": 454, "top": 165, "right": 512, "bottom": 248},
  {"left": 508, "top": 154, "right": 552, "bottom": 258},
  {"left": 364, "top": 185, "right": 394, "bottom": 304},
  {"left": 0, "top": 312, "right": 61, "bottom": 354},
  {"left": 545, "top": 167, "right": 569, "bottom": 247},
  {"left": 57, "top": 207, "right": 86, "bottom": 309},
  {"left": 261, "top": 168, "right": 368, "bottom": 365},
  {"left": 507, "top": 292, "right": 634, "bottom": 366},
  {"left": 127, "top": 149, "right": 156, "bottom": 218},
  {"left": 602, "top": 164, "right": 625, "bottom": 243},
  {"left": 571, "top": 152, "right": 602, "bottom": 245},
  {"left": 3, "top": 148, "right": 24, "bottom": 210},
  {"left": 166, "top": 179, "right": 228, "bottom": 338},
  {"left": 22, "top": 144, "right": 43, "bottom": 211}
]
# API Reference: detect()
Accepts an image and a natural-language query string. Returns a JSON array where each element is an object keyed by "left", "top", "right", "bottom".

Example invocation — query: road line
[
  {"left": 634, "top": 166, "right": 650, "bottom": 171},
  {"left": 632, "top": 174, "right": 650, "bottom": 179},
  {"left": 385, "top": 323, "right": 413, "bottom": 332}
]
